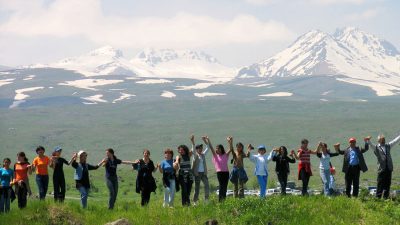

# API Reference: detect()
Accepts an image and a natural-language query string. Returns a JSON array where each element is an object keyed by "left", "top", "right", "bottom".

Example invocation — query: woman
[
  {"left": 50, "top": 146, "right": 71, "bottom": 202},
  {"left": 203, "top": 136, "right": 232, "bottom": 202},
  {"left": 32, "top": 146, "right": 50, "bottom": 200},
  {"left": 272, "top": 146, "right": 296, "bottom": 195},
  {"left": 229, "top": 137, "right": 248, "bottom": 198},
  {"left": 294, "top": 139, "right": 318, "bottom": 196},
  {"left": 0, "top": 158, "right": 13, "bottom": 213},
  {"left": 13, "top": 152, "right": 32, "bottom": 208},
  {"left": 316, "top": 142, "right": 339, "bottom": 196},
  {"left": 191, "top": 135, "right": 210, "bottom": 205},
  {"left": 246, "top": 144, "right": 273, "bottom": 198},
  {"left": 71, "top": 150, "right": 104, "bottom": 208},
  {"left": 103, "top": 148, "right": 134, "bottom": 209},
  {"left": 158, "top": 148, "right": 177, "bottom": 207},
  {"left": 133, "top": 149, "right": 157, "bottom": 206},
  {"left": 174, "top": 136, "right": 194, "bottom": 206}
]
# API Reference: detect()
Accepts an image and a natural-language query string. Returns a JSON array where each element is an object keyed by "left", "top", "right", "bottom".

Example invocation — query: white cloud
[
  {"left": 308, "top": 0, "right": 365, "bottom": 4},
  {"left": 0, "top": 0, "right": 294, "bottom": 49},
  {"left": 346, "top": 9, "right": 380, "bottom": 21}
]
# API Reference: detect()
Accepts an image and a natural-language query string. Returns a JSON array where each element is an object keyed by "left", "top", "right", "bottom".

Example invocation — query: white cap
[{"left": 77, "top": 150, "right": 87, "bottom": 158}]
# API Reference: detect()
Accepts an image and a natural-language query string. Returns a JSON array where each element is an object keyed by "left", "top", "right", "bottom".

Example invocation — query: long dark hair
[
  {"left": 236, "top": 142, "right": 244, "bottom": 152},
  {"left": 17, "top": 152, "right": 29, "bottom": 163},
  {"left": 178, "top": 145, "right": 189, "bottom": 156},
  {"left": 216, "top": 144, "right": 225, "bottom": 155},
  {"left": 106, "top": 148, "right": 118, "bottom": 161},
  {"left": 280, "top": 146, "right": 288, "bottom": 157}
]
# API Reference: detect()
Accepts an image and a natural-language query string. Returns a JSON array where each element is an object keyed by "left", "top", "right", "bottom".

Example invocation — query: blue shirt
[
  {"left": 160, "top": 159, "right": 174, "bottom": 173},
  {"left": 349, "top": 148, "right": 359, "bottom": 166},
  {"left": 0, "top": 168, "right": 14, "bottom": 187}
]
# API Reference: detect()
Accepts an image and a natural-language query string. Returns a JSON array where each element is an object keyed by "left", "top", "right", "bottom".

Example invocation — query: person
[
  {"left": 246, "top": 144, "right": 273, "bottom": 198},
  {"left": 32, "top": 146, "right": 50, "bottom": 200},
  {"left": 13, "top": 152, "right": 32, "bottom": 208},
  {"left": 191, "top": 135, "right": 210, "bottom": 205},
  {"left": 271, "top": 146, "right": 296, "bottom": 195},
  {"left": 0, "top": 158, "right": 14, "bottom": 213},
  {"left": 70, "top": 150, "right": 103, "bottom": 208},
  {"left": 366, "top": 133, "right": 400, "bottom": 199},
  {"left": 316, "top": 142, "right": 339, "bottom": 196},
  {"left": 335, "top": 137, "right": 370, "bottom": 198},
  {"left": 50, "top": 146, "right": 71, "bottom": 202},
  {"left": 103, "top": 148, "right": 134, "bottom": 209},
  {"left": 229, "top": 137, "right": 248, "bottom": 198},
  {"left": 329, "top": 163, "right": 337, "bottom": 195},
  {"left": 133, "top": 149, "right": 157, "bottom": 206},
  {"left": 174, "top": 137, "right": 194, "bottom": 206},
  {"left": 293, "top": 139, "right": 318, "bottom": 196},
  {"left": 203, "top": 136, "right": 232, "bottom": 202},
  {"left": 158, "top": 148, "right": 178, "bottom": 207}
]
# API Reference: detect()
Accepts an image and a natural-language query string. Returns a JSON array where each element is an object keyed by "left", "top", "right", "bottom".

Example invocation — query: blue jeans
[
  {"left": 106, "top": 176, "right": 118, "bottom": 209},
  {"left": 163, "top": 179, "right": 175, "bottom": 207},
  {"left": 0, "top": 188, "right": 11, "bottom": 213},
  {"left": 257, "top": 175, "right": 268, "bottom": 198},
  {"left": 36, "top": 175, "right": 49, "bottom": 200},
  {"left": 78, "top": 186, "right": 89, "bottom": 208},
  {"left": 320, "top": 169, "right": 330, "bottom": 196}
]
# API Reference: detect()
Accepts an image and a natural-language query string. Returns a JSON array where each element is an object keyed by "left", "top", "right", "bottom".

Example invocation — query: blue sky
[{"left": 0, "top": 0, "right": 399, "bottom": 67}]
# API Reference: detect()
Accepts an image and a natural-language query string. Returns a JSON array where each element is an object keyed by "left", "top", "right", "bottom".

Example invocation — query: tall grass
[{"left": 1, "top": 195, "right": 400, "bottom": 225}]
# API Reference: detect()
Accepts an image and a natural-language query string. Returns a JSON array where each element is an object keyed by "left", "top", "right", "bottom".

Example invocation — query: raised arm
[
  {"left": 389, "top": 133, "right": 400, "bottom": 148},
  {"left": 246, "top": 144, "right": 254, "bottom": 160},
  {"left": 204, "top": 136, "right": 216, "bottom": 156},
  {"left": 227, "top": 136, "right": 234, "bottom": 155},
  {"left": 361, "top": 137, "right": 370, "bottom": 153},
  {"left": 173, "top": 156, "right": 180, "bottom": 170},
  {"left": 189, "top": 134, "right": 194, "bottom": 157}
]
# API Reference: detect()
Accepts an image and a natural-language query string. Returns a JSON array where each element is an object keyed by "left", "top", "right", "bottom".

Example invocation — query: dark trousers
[
  {"left": 141, "top": 189, "right": 151, "bottom": 206},
  {"left": 217, "top": 172, "right": 229, "bottom": 202},
  {"left": 106, "top": 176, "right": 118, "bottom": 209},
  {"left": 300, "top": 168, "right": 310, "bottom": 196},
  {"left": 277, "top": 172, "right": 288, "bottom": 195},
  {"left": 15, "top": 182, "right": 27, "bottom": 208},
  {"left": 179, "top": 176, "right": 193, "bottom": 206},
  {"left": 376, "top": 170, "right": 392, "bottom": 199},
  {"left": 36, "top": 175, "right": 49, "bottom": 200},
  {"left": 53, "top": 175, "right": 66, "bottom": 202},
  {"left": 345, "top": 165, "right": 360, "bottom": 197}
]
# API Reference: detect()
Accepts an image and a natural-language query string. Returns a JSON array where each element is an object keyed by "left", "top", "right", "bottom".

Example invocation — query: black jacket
[
  {"left": 338, "top": 143, "right": 369, "bottom": 173},
  {"left": 272, "top": 154, "right": 296, "bottom": 174}
]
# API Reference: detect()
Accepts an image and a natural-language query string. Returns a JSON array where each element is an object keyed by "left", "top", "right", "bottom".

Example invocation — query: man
[
  {"left": 367, "top": 133, "right": 400, "bottom": 199},
  {"left": 191, "top": 135, "right": 210, "bottom": 205},
  {"left": 335, "top": 137, "right": 369, "bottom": 197}
]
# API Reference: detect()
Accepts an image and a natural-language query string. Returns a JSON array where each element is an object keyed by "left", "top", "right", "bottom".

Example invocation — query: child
[
  {"left": 229, "top": 137, "right": 248, "bottom": 198},
  {"left": 32, "top": 146, "right": 50, "bottom": 200},
  {"left": 50, "top": 146, "right": 71, "bottom": 202},
  {"left": 0, "top": 158, "right": 14, "bottom": 213},
  {"left": 247, "top": 145, "right": 273, "bottom": 198},
  {"left": 13, "top": 152, "right": 32, "bottom": 208}
]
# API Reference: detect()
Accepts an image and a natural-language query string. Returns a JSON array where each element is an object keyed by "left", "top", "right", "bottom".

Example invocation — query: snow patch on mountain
[
  {"left": 161, "top": 91, "right": 176, "bottom": 98},
  {"left": 112, "top": 92, "right": 136, "bottom": 103},
  {"left": 0, "top": 78, "right": 15, "bottom": 87},
  {"left": 259, "top": 92, "right": 293, "bottom": 97},
  {"left": 58, "top": 79, "right": 124, "bottom": 91},
  {"left": 175, "top": 82, "right": 217, "bottom": 91},
  {"left": 136, "top": 79, "right": 174, "bottom": 84},
  {"left": 81, "top": 94, "right": 107, "bottom": 104},
  {"left": 193, "top": 92, "right": 226, "bottom": 98}
]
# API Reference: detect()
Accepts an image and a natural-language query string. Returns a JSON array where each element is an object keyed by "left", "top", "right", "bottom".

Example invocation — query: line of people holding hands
[{"left": 1, "top": 132, "right": 399, "bottom": 213}]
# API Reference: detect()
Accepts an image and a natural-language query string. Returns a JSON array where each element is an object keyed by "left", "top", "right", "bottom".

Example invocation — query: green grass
[{"left": 2, "top": 195, "right": 400, "bottom": 225}]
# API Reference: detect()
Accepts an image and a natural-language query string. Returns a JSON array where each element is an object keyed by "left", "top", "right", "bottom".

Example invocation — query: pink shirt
[{"left": 212, "top": 153, "right": 229, "bottom": 172}]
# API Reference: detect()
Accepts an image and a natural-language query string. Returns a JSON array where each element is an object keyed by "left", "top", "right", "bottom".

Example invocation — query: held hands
[
  {"left": 247, "top": 144, "right": 254, "bottom": 150},
  {"left": 227, "top": 136, "right": 233, "bottom": 144},
  {"left": 333, "top": 143, "right": 340, "bottom": 151},
  {"left": 365, "top": 136, "right": 371, "bottom": 142},
  {"left": 202, "top": 136, "right": 208, "bottom": 144},
  {"left": 290, "top": 150, "right": 295, "bottom": 156},
  {"left": 72, "top": 152, "right": 78, "bottom": 160}
]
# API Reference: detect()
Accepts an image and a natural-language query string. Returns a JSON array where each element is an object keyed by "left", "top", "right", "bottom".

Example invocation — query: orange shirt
[
  {"left": 32, "top": 156, "right": 50, "bottom": 175},
  {"left": 14, "top": 162, "right": 30, "bottom": 181}
]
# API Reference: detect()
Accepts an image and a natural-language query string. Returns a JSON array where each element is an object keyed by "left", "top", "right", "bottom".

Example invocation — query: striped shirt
[{"left": 179, "top": 155, "right": 191, "bottom": 172}]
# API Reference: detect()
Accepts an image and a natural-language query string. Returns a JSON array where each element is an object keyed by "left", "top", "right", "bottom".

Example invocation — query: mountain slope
[
  {"left": 130, "top": 48, "right": 236, "bottom": 81},
  {"left": 237, "top": 27, "right": 400, "bottom": 96}
]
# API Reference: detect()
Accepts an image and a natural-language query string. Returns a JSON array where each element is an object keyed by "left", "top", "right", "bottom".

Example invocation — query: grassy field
[{"left": 1, "top": 195, "right": 400, "bottom": 225}]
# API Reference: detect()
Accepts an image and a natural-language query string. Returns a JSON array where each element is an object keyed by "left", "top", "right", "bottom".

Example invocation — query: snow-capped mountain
[
  {"left": 0, "top": 65, "right": 12, "bottom": 71},
  {"left": 44, "top": 46, "right": 139, "bottom": 77},
  {"left": 237, "top": 27, "right": 400, "bottom": 96},
  {"left": 131, "top": 48, "right": 236, "bottom": 81}
]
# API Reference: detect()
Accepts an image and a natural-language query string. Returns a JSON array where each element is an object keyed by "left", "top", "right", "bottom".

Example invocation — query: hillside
[{"left": 1, "top": 196, "right": 399, "bottom": 225}]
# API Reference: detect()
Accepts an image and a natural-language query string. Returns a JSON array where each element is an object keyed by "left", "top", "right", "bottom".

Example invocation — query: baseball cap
[
  {"left": 258, "top": 145, "right": 266, "bottom": 150},
  {"left": 53, "top": 146, "right": 62, "bottom": 153},
  {"left": 349, "top": 137, "right": 356, "bottom": 143}
]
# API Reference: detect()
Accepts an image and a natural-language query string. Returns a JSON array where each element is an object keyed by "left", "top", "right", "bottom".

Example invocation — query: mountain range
[{"left": 1, "top": 27, "right": 400, "bottom": 108}]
